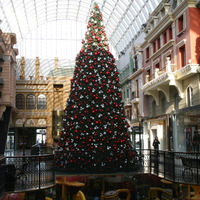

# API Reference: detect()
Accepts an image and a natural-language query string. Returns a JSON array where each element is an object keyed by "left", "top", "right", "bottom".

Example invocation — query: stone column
[
  {"left": 20, "top": 57, "right": 25, "bottom": 80},
  {"left": 35, "top": 57, "right": 40, "bottom": 80}
]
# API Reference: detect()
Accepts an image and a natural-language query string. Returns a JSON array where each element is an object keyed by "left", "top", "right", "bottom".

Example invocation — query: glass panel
[
  {"left": 0, "top": 0, "right": 163, "bottom": 58},
  {"left": 52, "top": 111, "right": 64, "bottom": 136},
  {"left": 129, "top": 6, "right": 137, "bottom": 17},
  {"left": 37, "top": 94, "right": 46, "bottom": 110},
  {"left": 26, "top": 94, "right": 36, "bottom": 109},
  {"left": 16, "top": 94, "right": 25, "bottom": 109},
  {"left": 124, "top": 14, "right": 131, "bottom": 25}
]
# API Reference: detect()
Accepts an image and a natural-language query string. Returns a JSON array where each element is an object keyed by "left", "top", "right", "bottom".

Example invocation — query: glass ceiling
[{"left": 0, "top": 0, "right": 161, "bottom": 61}]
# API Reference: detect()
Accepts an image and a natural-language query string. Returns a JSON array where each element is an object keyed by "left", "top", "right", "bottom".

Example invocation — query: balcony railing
[
  {"left": 1, "top": 149, "right": 200, "bottom": 196},
  {"left": 146, "top": 62, "right": 177, "bottom": 83},
  {"left": 1, "top": 154, "right": 55, "bottom": 193},
  {"left": 124, "top": 98, "right": 131, "bottom": 105},
  {"left": 54, "top": 149, "right": 139, "bottom": 174},
  {"left": 54, "top": 149, "right": 200, "bottom": 185},
  {"left": 0, "top": 156, "right": 6, "bottom": 198}
]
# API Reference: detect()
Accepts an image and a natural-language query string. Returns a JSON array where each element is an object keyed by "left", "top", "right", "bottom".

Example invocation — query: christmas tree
[{"left": 55, "top": 2, "right": 137, "bottom": 173}]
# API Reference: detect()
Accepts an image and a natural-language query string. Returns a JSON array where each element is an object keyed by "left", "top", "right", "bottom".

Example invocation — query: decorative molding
[
  {"left": 176, "top": 39, "right": 186, "bottom": 48},
  {"left": 153, "top": 59, "right": 160, "bottom": 66},
  {"left": 128, "top": 68, "right": 144, "bottom": 80},
  {"left": 151, "top": 40, "right": 174, "bottom": 60},
  {"left": 38, "top": 119, "right": 46, "bottom": 125},
  {"left": 145, "top": 13, "right": 174, "bottom": 42},
  {"left": 176, "top": 64, "right": 199, "bottom": 80},
  {"left": 26, "top": 85, "right": 37, "bottom": 89},
  {"left": 38, "top": 86, "right": 48, "bottom": 89},
  {"left": 163, "top": 50, "right": 172, "bottom": 58},
  {"left": 16, "top": 119, "right": 23, "bottom": 125},
  {"left": 27, "top": 119, "right": 35, "bottom": 125}
]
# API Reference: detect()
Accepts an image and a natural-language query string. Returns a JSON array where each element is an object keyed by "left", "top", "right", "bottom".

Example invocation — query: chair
[
  {"left": 116, "top": 189, "right": 131, "bottom": 200},
  {"left": 73, "top": 188, "right": 130, "bottom": 200},
  {"left": 101, "top": 189, "right": 130, "bottom": 200},
  {"left": 73, "top": 191, "right": 86, "bottom": 200}
]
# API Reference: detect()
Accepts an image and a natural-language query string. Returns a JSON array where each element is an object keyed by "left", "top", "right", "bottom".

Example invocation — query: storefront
[{"left": 172, "top": 105, "right": 200, "bottom": 152}]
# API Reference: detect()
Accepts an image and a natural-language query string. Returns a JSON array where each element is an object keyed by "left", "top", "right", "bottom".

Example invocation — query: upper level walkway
[{"left": 1, "top": 148, "right": 200, "bottom": 197}]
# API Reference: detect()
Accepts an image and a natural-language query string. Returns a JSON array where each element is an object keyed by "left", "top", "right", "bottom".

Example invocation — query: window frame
[
  {"left": 26, "top": 94, "right": 36, "bottom": 109},
  {"left": 16, "top": 94, "right": 25, "bottom": 109},
  {"left": 37, "top": 94, "right": 47, "bottom": 109}
]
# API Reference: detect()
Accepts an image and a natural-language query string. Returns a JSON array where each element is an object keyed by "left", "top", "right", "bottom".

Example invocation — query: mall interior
[{"left": 1, "top": 0, "right": 200, "bottom": 199}]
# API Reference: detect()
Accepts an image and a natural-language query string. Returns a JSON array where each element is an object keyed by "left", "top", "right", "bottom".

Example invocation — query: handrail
[
  {"left": 0, "top": 156, "right": 6, "bottom": 199},
  {"left": 54, "top": 149, "right": 200, "bottom": 185},
  {"left": 4, "top": 154, "right": 55, "bottom": 192},
  {"left": 2, "top": 149, "right": 200, "bottom": 194}
]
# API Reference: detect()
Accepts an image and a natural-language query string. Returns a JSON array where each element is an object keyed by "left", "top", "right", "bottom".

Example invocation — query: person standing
[{"left": 153, "top": 136, "right": 160, "bottom": 155}]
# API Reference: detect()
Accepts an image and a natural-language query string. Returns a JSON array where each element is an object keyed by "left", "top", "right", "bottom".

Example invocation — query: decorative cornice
[
  {"left": 176, "top": 64, "right": 200, "bottom": 80},
  {"left": 142, "top": 72, "right": 170, "bottom": 91},
  {"left": 172, "top": 0, "right": 197, "bottom": 18},
  {"left": 151, "top": 40, "right": 174, "bottom": 60},
  {"left": 176, "top": 39, "right": 186, "bottom": 48},
  {"left": 145, "top": 13, "right": 174, "bottom": 43},
  {"left": 128, "top": 68, "right": 144, "bottom": 80},
  {"left": 131, "top": 98, "right": 140, "bottom": 104}
]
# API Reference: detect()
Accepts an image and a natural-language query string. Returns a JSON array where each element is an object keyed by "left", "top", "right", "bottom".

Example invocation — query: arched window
[
  {"left": 152, "top": 100, "right": 156, "bottom": 116},
  {"left": 37, "top": 94, "right": 46, "bottom": 109},
  {"left": 16, "top": 94, "right": 25, "bottom": 109},
  {"left": 26, "top": 94, "right": 36, "bottom": 109},
  {"left": 161, "top": 97, "right": 166, "bottom": 113},
  {"left": 187, "top": 87, "right": 193, "bottom": 107}
]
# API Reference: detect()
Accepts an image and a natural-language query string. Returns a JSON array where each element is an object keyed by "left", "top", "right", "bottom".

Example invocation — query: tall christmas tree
[{"left": 55, "top": 3, "right": 137, "bottom": 173}]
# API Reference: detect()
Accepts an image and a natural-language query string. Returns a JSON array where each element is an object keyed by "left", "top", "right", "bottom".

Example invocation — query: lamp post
[
  {"left": 138, "top": 115, "right": 143, "bottom": 155},
  {"left": 21, "top": 114, "right": 26, "bottom": 156}
]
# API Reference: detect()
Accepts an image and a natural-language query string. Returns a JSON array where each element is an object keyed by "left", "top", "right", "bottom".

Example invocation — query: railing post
[
  {"left": 150, "top": 149, "right": 152, "bottom": 173},
  {"left": 164, "top": 151, "right": 165, "bottom": 178},
  {"left": 172, "top": 152, "right": 175, "bottom": 181},
  {"left": 166, "top": 57, "right": 171, "bottom": 72},
  {"left": 197, "top": 153, "right": 199, "bottom": 184},
  {"left": 156, "top": 151, "right": 159, "bottom": 176},
  {"left": 38, "top": 156, "right": 41, "bottom": 190}
]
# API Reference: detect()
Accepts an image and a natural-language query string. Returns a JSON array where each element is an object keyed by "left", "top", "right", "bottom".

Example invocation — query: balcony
[
  {"left": 124, "top": 98, "right": 131, "bottom": 107},
  {"left": 54, "top": 149, "right": 200, "bottom": 185},
  {"left": 0, "top": 154, "right": 55, "bottom": 198},
  {"left": 1, "top": 149, "right": 200, "bottom": 198},
  {"left": 142, "top": 59, "right": 200, "bottom": 104},
  {"left": 131, "top": 98, "right": 140, "bottom": 104}
]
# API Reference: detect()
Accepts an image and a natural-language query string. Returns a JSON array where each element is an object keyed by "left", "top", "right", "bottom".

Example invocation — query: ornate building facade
[{"left": 8, "top": 57, "right": 73, "bottom": 150}]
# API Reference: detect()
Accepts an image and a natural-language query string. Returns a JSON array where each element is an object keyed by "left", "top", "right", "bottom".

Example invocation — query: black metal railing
[
  {"left": 2, "top": 149, "right": 200, "bottom": 195},
  {"left": 0, "top": 156, "right": 6, "bottom": 199},
  {"left": 4, "top": 154, "right": 55, "bottom": 192},
  {"left": 54, "top": 149, "right": 140, "bottom": 174},
  {"left": 54, "top": 149, "right": 200, "bottom": 185}
]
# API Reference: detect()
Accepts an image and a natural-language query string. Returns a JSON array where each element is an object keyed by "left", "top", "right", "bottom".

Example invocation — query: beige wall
[{"left": 14, "top": 57, "right": 72, "bottom": 146}]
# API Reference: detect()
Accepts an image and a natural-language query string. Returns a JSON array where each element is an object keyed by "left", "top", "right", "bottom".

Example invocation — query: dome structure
[{"left": 0, "top": 0, "right": 162, "bottom": 60}]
